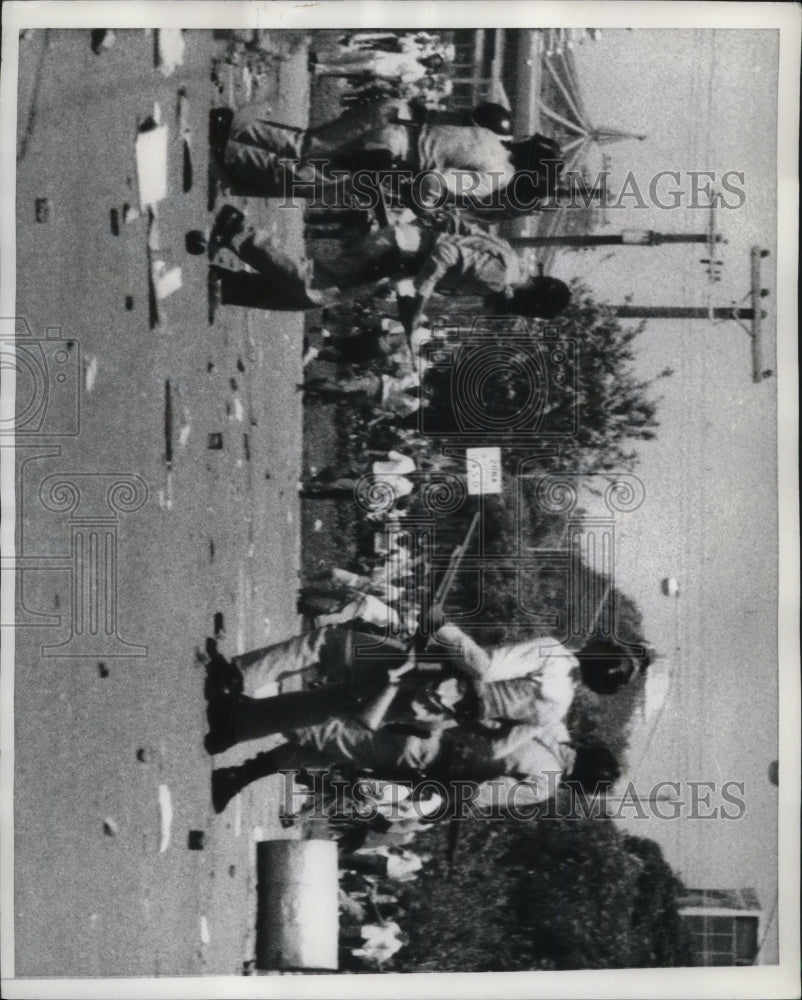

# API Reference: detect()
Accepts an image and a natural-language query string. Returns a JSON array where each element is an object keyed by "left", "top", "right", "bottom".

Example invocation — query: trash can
[{"left": 256, "top": 839, "right": 339, "bottom": 971}]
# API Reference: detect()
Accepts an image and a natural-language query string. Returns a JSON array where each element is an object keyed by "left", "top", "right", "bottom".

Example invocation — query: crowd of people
[
  {"left": 312, "top": 30, "right": 456, "bottom": 110},
  {"left": 198, "top": 30, "right": 652, "bottom": 970}
]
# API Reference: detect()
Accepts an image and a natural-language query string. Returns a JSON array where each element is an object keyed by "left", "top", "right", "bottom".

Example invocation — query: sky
[{"left": 549, "top": 29, "right": 784, "bottom": 962}]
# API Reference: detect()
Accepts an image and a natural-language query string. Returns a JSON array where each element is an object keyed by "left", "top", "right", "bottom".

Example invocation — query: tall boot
[{"left": 204, "top": 684, "right": 348, "bottom": 754}]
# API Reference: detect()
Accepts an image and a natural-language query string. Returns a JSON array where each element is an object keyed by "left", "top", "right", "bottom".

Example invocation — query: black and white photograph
[{"left": 0, "top": 2, "right": 799, "bottom": 996}]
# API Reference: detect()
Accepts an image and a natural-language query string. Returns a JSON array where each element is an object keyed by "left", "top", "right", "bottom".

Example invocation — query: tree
[
  {"left": 394, "top": 811, "right": 692, "bottom": 972},
  {"left": 426, "top": 279, "right": 667, "bottom": 475}
]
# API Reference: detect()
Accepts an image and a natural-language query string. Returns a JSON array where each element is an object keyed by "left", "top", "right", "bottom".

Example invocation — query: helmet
[
  {"left": 471, "top": 102, "right": 513, "bottom": 136},
  {"left": 510, "top": 276, "right": 571, "bottom": 318},
  {"left": 508, "top": 133, "right": 564, "bottom": 171}
]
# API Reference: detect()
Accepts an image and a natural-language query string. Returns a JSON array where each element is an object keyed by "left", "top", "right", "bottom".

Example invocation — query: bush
[{"left": 394, "top": 813, "right": 691, "bottom": 971}]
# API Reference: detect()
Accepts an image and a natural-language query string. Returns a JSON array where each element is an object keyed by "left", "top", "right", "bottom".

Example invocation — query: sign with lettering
[{"left": 465, "top": 447, "right": 502, "bottom": 495}]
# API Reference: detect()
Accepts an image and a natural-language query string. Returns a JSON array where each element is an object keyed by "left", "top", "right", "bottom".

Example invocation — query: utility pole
[
  {"left": 612, "top": 305, "right": 762, "bottom": 320},
  {"left": 509, "top": 230, "right": 719, "bottom": 248},
  {"left": 610, "top": 246, "right": 772, "bottom": 383}
]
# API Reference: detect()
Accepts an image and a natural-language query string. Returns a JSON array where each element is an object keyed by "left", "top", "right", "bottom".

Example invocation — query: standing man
[
  {"left": 207, "top": 706, "right": 617, "bottom": 816},
  {"left": 218, "top": 98, "right": 563, "bottom": 212},
  {"left": 202, "top": 619, "right": 649, "bottom": 754},
  {"left": 206, "top": 203, "right": 571, "bottom": 327}
]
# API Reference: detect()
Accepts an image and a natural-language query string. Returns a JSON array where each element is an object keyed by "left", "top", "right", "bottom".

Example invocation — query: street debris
[
  {"left": 188, "top": 830, "right": 205, "bottom": 850},
  {"left": 97, "top": 662, "right": 109, "bottom": 678},
  {"left": 185, "top": 230, "right": 207, "bottom": 255},
  {"left": 152, "top": 261, "right": 183, "bottom": 300},
  {"left": 164, "top": 380, "right": 173, "bottom": 466},
  {"left": 84, "top": 355, "right": 98, "bottom": 392},
  {"left": 158, "top": 473, "right": 173, "bottom": 511},
  {"left": 177, "top": 87, "right": 193, "bottom": 193},
  {"left": 207, "top": 432, "right": 223, "bottom": 450},
  {"left": 155, "top": 29, "right": 185, "bottom": 78},
  {"left": 136, "top": 113, "right": 168, "bottom": 210},
  {"left": 158, "top": 783, "right": 173, "bottom": 853},
  {"left": 35, "top": 198, "right": 50, "bottom": 223},
  {"left": 178, "top": 409, "right": 191, "bottom": 449},
  {"left": 199, "top": 915, "right": 210, "bottom": 945},
  {"left": 103, "top": 817, "right": 119, "bottom": 836}
]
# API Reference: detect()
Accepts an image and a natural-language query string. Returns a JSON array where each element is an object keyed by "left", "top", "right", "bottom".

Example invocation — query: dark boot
[
  {"left": 208, "top": 204, "right": 246, "bottom": 259},
  {"left": 204, "top": 690, "right": 241, "bottom": 755},
  {"left": 211, "top": 743, "right": 334, "bottom": 812}
]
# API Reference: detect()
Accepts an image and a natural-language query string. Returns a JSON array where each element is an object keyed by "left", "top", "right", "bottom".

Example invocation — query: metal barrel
[{"left": 255, "top": 840, "right": 340, "bottom": 971}]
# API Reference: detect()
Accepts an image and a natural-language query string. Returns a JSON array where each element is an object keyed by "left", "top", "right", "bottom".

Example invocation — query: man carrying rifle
[
  {"left": 201, "top": 615, "right": 641, "bottom": 811},
  {"left": 202, "top": 617, "right": 648, "bottom": 754}
]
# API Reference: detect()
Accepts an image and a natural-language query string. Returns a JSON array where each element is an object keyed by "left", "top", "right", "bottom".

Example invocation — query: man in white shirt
[
  {"left": 201, "top": 619, "right": 649, "bottom": 754},
  {"left": 413, "top": 622, "right": 651, "bottom": 738},
  {"left": 218, "top": 98, "right": 562, "bottom": 212}
]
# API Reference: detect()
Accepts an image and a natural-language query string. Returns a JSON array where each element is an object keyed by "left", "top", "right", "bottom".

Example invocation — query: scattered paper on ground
[
  {"left": 156, "top": 29, "right": 185, "bottom": 77},
  {"left": 152, "top": 261, "right": 182, "bottom": 300},
  {"left": 158, "top": 783, "right": 173, "bottom": 853},
  {"left": 84, "top": 355, "right": 98, "bottom": 392},
  {"left": 136, "top": 124, "right": 168, "bottom": 209}
]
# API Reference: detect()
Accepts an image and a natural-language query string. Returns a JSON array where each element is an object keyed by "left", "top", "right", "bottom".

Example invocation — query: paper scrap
[
  {"left": 158, "top": 784, "right": 173, "bottom": 853},
  {"left": 152, "top": 261, "right": 182, "bottom": 301},
  {"left": 156, "top": 29, "right": 185, "bottom": 77},
  {"left": 84, "top": 355, "right": 98, "bottom": 392},
  {"left": 136, "top": 124, "right": 168, "bottom": 209}
]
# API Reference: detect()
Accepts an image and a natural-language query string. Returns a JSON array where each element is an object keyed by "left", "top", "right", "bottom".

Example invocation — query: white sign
[{"left": 465, "top": 447, "right": 503, "bottom": 495}]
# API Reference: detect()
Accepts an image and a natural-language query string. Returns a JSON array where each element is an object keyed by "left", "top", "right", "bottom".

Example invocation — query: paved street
[{"left": 14, "top": 29, "right": 310, "bottom": 976}]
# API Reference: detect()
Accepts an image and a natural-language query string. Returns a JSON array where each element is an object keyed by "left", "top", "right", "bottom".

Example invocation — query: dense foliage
[{"left": 392, "top": 810, "right": 694, "bottom": 971}]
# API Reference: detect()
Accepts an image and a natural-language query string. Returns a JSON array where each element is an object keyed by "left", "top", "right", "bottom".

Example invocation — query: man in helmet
[
  {"left": 200, "top": 617, "right": 650, "bottom": 756},
  {"left": 205, "top": 202, "right": 571, "bottom": 327},
  {"left": 217, "top": 98, "right": 563, "bottom": 213},
  {"left": 204, "top": 632, "right": 620, "bottom": 814}
]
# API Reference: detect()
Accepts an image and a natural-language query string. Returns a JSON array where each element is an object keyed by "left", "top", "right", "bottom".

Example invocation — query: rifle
[{"left": 356, "top": 510, "right": 480, "bottom": 730}]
